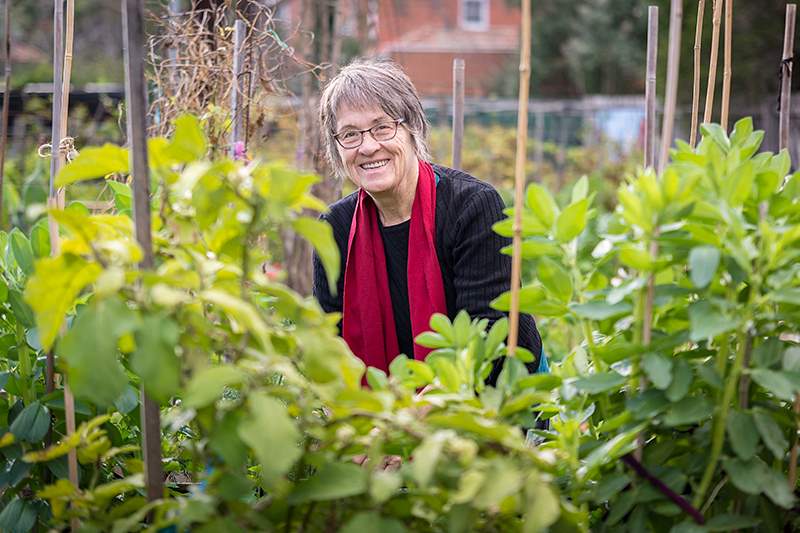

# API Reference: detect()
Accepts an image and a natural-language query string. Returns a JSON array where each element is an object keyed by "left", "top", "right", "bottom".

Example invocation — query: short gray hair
[{"left": 319, "top": 58, "right": 431, "bottom": 180}]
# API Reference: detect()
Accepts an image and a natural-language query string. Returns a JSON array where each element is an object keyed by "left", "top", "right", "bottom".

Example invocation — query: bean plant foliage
[
  {"left": 491, "top": 117, "right": 800, "bottom": 531},
  {"left": 0, "top": 115, "right": 576, "bottom": 532}
]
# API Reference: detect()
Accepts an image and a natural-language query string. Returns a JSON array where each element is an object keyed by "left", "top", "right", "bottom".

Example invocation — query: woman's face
[{"left": 335, "top": 104, "right": 418, "bottom": 196}]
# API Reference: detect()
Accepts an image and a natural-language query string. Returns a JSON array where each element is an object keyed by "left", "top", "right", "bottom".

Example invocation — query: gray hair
[{"left": 319, "top": 58, "right": 431, "bottom": 180}]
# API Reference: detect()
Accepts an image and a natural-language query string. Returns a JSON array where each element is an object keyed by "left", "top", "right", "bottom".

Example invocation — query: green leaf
[
  {"left": 238, "top": 393, "right": 300, "bottom": 484},
  {"left": 753, "top": 338, "right": 784, "bottom": 368},
  {"left": 762, "top": 468, "right": 796, "bottom": 508},
  {"left": 642, "top": 353, "right": 673, "bottom": 390},
  {"left": 365, "top": 367, "right": 388, "bottom": 390},
  {"left": 107, "top": 180, "right": 133, "bottom": 213},
  {"left": 753, "top": 411, "right": 788, "bottom": 459},
  {"left": 571, "top": 175, "right": 589, "bottom": 202},
  {"left": 591, "top": 473, "right": 632, "bottom": 503},
  {"left": 663, "top": 396, "right": 713, "bottom": 426},
  {"left": 165, "top": 114, "right": 208, "bottom": 163},
  {"left": 29, "top": 219, "right": 50, "bottom": 259},
  {"left": 484, "top": 317, "right": 508, "bottom": 357},
  {"left": 340, "top": 512, "right": 405, "bottom": 533},
  {"left": 725, "top": 410, "right": 759, "bottom": 460},
  {"left": 573, "top": 372, "right": 626, "bottom": 394},
  {"left": 287, "top": 462, "right": 367, "bottom": 504},
  {"left": 749, "top": 368, "right": 797, "bottom": 401},
  {"left": 58, "top": 298, "right": 137, "bottom": 407},
  {"left": 555, "top": 198, "right": 588, "bottom": 243},
  {"left": 9, "top": 402, "right": 50, "bottom": 442},
  {"left": 502, "top": 237, "right": 561, "bottom": 259},
  {"left": 524, "top": 473, "right": 561, "bottom": 531},
  {"left": 8, "top": 289, "right": 35, "bottom": 329},
  {"left": 722, "top": 456, "right": 767, "bottom": 495},
  {"left": 0, "top": 497, "right": 37, "bottom": 533},
  {"left": 688, "top": 301, "right": 735, "bottom": 342},
  {"left": 570, "top": 301, "right": 632, "bottom": 320},
  {"left": 369, "top": 471, "right": 402, "bottom": 504},
  {"left": 56, "top": 144, "right": 129, "bottom": 186},
  {"left": 729, "top": 117, "right": 754, "bottom": 146},
  {"left": 184, "top": 366, "right": 246, "bottom": 409},
  {"left": 618, "top": 244, "right": 654, "bottom": 271},
  {"left": 113, "top": 385, "right": 139, "bottom": 415},
  {"left": 526, "top": 183, "right": 559, "bottom": 227},
  {"left": 24, "top": 254, "right": 103, "bottom": 352},
  {"left": 705, "top": 514, "right": 760, "bottom": 531},
  {"left": 428, "top": 357, "right": 460, "bottom": 392},
  {"left": 294, "top": 217, "right": 340, "bottom": 296},
  {"left": 130, "top": 315, "right": 181, "bottom": 403},
  {"left": 537, "top": 257, "right": 573, "bottom": 303},
  {"left": 9, "top": 228, "right": 34, "bottom": 276},
  {"left": 516, "top": 373, "right": 562, "bottom": 392},
  {"left": 700, "top": 123, "right": 730, "bottom": 151},
  {"left": 665, "top": 359, "right": 692, "bottom": 402},
  {"left": 411, "top": 432, "right": 447, "bottom": 487},
  {"left": 783, "top": 347, "right": 800, "bottom": 372},
  {"left": 688, "top": 246, "right": 720, "bottom": 288}
]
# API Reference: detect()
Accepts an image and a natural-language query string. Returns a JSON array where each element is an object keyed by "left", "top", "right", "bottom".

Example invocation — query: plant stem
[
  {"left": 16, "top": 322, "right": 32, "bottom": 405},
  {"left": 693, "top": 328, "right": 747, "bottom": 509}
]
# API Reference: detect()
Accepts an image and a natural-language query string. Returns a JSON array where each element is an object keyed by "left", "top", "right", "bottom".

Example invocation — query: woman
[{"left": 312, "top": 58, "right": 544, "bottom": 382}]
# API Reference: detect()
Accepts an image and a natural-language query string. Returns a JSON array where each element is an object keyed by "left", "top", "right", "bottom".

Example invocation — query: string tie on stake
[
  {"left": 777, "top": 56, "right": 794, "bottom": 112},
  {"left": 37, "top": 136, "right": 79, "bottom": 162}
]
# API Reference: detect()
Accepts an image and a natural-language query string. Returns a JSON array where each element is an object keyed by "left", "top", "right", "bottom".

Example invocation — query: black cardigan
[{"left": 312, "top": 164, "right": 543, "bottom": 380}]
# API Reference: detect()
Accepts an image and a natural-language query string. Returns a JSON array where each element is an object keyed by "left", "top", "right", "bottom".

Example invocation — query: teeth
[{"left": 361, "top": 160, "right": 388, "bottom": 169}]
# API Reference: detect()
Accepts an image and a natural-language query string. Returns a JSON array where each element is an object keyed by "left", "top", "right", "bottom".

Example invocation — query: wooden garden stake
[
  {"left": 690, "top": 0, "right": 706, "bottom": 147},
  {"left": 644, "top": 6, "right": 658, "bottom": 170},
  {"left": 658, "top": 0, "right": 682, "bottom": 174},
  {"left": 703, "top": 0, "right": 723, "bottom": 124},
  {"left": 122, "top": 0, "right": 164, "bottom": 502},
  {"left": 720, "top": 0, "right": 732, "bottom": 130},
  {"left": 780, "top": 3, "right": 798, "bottom": 489},
  {"left": 451, "top": 58, "right": 464, "bottom": 169},
  {"left": 507, "top": 0, "right": 531, "bottom": 358},
  {"left": 230, "top": 18, "right": 246, "bottom": 157},
  {"left": 0, "top": 0, "right": 11, "bottom": 226},
  {"left": 780, "top": 4, "right": 796, "bottom": 153}
]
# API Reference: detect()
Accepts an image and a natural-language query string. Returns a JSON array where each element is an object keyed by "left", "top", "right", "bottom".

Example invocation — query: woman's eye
[
  {"left": 373, "top": 124, "right": 393, "bottom": 136},
  {"left": 340, "top": 131, "right": 359, "bottom": 141}
]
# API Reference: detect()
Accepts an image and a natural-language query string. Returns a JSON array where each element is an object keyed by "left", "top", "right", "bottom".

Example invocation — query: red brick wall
[{"left": 391, "top": 51, "right": 515, "bottom": 97}]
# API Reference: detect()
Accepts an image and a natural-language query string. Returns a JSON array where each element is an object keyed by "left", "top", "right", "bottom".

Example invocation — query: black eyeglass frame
[{"left": 333, "top": 118, "right": 405, "bottom": 149}]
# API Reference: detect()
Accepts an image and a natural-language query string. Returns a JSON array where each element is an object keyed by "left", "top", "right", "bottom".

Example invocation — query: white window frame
[{"left": 460, "top": 0, "right": 489, "bottom": 31}]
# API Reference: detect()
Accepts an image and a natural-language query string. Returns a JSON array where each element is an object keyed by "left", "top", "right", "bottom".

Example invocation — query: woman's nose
[{"left": 358, "top": 132, "right": 381, "bottom": 154}]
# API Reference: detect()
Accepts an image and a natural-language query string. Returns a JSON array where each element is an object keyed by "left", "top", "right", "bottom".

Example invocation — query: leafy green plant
[
  {"left": 492, "top": 117, "right": 800, "bottom": 531},
  {"left": 15, "top": 114, "right": 575, "bottom": 532}
]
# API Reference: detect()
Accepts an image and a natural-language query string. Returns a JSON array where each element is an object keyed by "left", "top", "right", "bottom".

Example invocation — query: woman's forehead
[{"left": 335, "top": 104, "right": 391, "bottom": 129}]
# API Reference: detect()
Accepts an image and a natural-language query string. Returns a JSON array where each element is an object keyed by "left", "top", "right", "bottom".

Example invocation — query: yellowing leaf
[{"left": 56, "top": 144, "right": 129, "bottom": 186}]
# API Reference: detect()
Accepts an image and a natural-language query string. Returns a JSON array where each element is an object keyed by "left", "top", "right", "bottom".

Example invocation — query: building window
[{"left": 461, "top": 0, "right": 489, "bottom": 31}]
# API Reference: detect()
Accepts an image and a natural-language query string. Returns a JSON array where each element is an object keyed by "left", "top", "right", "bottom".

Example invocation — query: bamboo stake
[
  {"left": 230, "top": 18, "right": 245, "bottom": 158},
  {"left": 0, "top": 0, "right": 11, "bottom": 226},
  {"left": 507, "top": 0, "right": 531, "bottom": 358},
  {"left": 658, "top": 0, "right": 682, "bottom": 174},
  {"left": 781, "top": 4, "right": 798, "bottom": 490},
  {"left": 702, "top": 0, "right": 723, "bottom": 125},
  {"left": 690, "top": 0, "right": 706, "bottom": 147},
  {"left": 779, "top": 4, "right": 796, "bottom": 152},
  {"left": 644, "top": 6, "right": 658, "bottom": 169},
  {"left": 720, "top": 0, "right": 732, "bottom": 130},
  {"left": 122, "top": 0, "right": 164, "bottom": 503},
  {"left": 451, "top": 58, "right": 464, "bottom": 169}
]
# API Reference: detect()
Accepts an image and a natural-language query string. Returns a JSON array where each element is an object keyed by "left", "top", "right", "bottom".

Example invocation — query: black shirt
[
  {"left": 312, "top": 164, "right": 542, "bottom": 380},
  {"left": 377, "top": 218, "right": 414, "bottom": 357}
]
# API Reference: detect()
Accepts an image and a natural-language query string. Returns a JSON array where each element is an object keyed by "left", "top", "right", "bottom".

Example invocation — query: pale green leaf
[{"left": 56, "top": 144, "right": 129, "bottom": 186}]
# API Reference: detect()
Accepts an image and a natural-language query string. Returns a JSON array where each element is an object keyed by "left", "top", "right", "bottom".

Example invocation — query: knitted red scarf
[{"left": 342, "top": 160, "right": 447, "bottom": 372}]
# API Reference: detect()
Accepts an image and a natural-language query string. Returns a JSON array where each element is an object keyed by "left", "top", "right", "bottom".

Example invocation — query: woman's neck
[{"left": 371, "top": 164, "right": 419, "bottom": 226}]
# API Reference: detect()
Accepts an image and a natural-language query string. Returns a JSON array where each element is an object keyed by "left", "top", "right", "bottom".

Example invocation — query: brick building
[{"left": 276, "top": 0, "right": 521, "bottom": 98}]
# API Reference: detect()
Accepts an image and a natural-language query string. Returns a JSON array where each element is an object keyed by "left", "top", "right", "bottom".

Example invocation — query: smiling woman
[{"left": 313, "top": 58, "right": 545, "bottom": 383}]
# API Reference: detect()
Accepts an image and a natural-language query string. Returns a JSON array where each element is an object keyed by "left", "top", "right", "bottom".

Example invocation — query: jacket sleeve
[{"left": 450, "top": 188, "right": 543, "bottom": 376}]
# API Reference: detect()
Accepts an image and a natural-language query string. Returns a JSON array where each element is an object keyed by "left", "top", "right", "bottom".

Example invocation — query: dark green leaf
[
  {"left": 753, "top": 411, "right": 788, "bottom": 459},
  {"left": 663, "top": 396, "right": 713, "bottom": 426},
  {"left": 107, "top": 180, "right": 132, "bottom": 213},
  {"left": 591, "top": 473, "right": 632, "bottom": 503},
  {"left": 0, "top": 497, "right": 37, "bottom": 533},
  {"left": 538, "top": 257, "right": 573, "bottom": 303},
  {"left": 749, "top": 368, "right": 797, "bottom": 401},
  {"left": 131, "top": 314, "right": 181, "bottom": 403},
  {"left": 688, "top": 246, "right": 719, "bottom": 288},
  {"left": 340, "top": 512, "right": 405, "bottom": 533},
  {"left": 642, "top": 353, "right": 672, "bottom": 390},
  {"left": 58, "top": 298, "right": 138, "bottom": 407},
  {"left": 783, "top": 347, "right": 800, "bottom": 372},
  {"left": 725, "top": 410, "right": 759, "bottom": 460},
  {"left": 238, "top": 393, "right": 300, "bottom": 484},
  {"left": 570, "top": 301, "right": 632, "bottom": 320},
  {"left": 665, "top": 359, "right": 692, "bottom": 402},
  {"left": 688, "top": 301, "right": 735, "bottom": 342},
  {"left": 762, "top": 468, "right": 795, "bottom": 508},
  {"left": 705, "top": 514, "right": 760, "bottom": 531},
  {"left": 8, "top": 290, "right": 35, "bottom": 329},
  {"left": 574, "top": 372, "right": 626, "bottom": 394},
  {"left": 287, "top": 462, "right": 367, "bottom": 504},
  {"left": 184, "top": 366, "right": 246, "bottom": 409},
  {"left": 9, "top": 402, "right": 50, "bottom": 442},
  {"left": 113, "top": 385, "right": 139, "bottom": 415},
  {"left": 753, "top": 338, "right": 784, "bottom": 368},
  {"left": 722, "top": 457, "right": 766, "bottom": 495}
]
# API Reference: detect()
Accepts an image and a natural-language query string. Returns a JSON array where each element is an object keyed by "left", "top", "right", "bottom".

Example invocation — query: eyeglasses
[{"left": 333, "top": 118, "right": 405, "bottom": 149}]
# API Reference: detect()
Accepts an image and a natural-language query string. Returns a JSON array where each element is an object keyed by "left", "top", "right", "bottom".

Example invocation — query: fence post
[
  {"left": 122, "top": 0, "right": 164, "bottom": 503},
  {"left": 658, "top": 0, "right": 682, "bottom": 173},
  {"left": 644, "top": 6, "right": 658, "bottom": 170},
  {"left": 451, "top": 58, "right": 464, "bottom": 169}
]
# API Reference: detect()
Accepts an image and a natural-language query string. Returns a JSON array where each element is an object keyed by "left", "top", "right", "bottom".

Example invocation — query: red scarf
[{"left": 342, "top": 160, "right": 447, "bottom": 372}]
